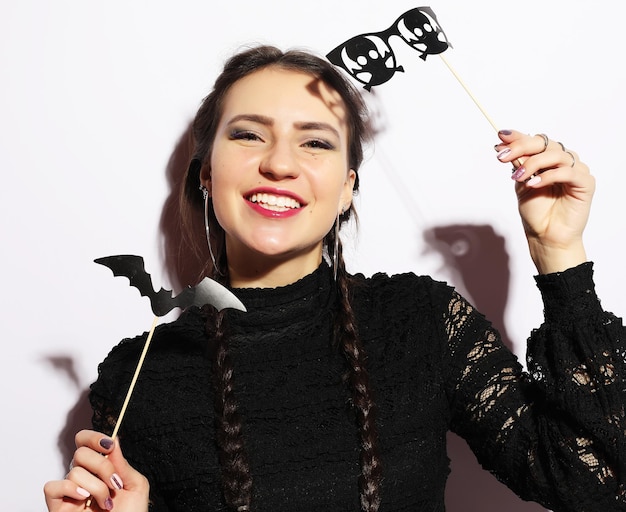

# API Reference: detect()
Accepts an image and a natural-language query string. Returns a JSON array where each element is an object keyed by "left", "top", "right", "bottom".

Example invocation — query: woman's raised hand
[
  {"left": 495, "top": 130, "right": 595, "bottom": 274},
  {"left": 44, "top": 430, "right": 150, "bottom": 512}
]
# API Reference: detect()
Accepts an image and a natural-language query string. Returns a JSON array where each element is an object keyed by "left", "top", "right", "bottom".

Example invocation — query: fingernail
[
  {"left": 497, "top": 148, "right": 511, "bottom": 160},
  {"left": 104, "top": 497, "right": 114, "bottom": 510},
  {"left": 111, "top": 473, "right": 124, "bottom": 490},
  {"left": 76, "top": 487, "right": 91, "bottom": 498},
  {"left": 511, "top": 166, "right": 525, "bottom": 180},
  {"left": 527, "top": 175, "right": 542, "bottom": 186},
  {"left": 498, "top": 129, "right": 512, "bottom": 135},
  {"left": 99, "top": 437, "right": 114, "bottom": 450}
]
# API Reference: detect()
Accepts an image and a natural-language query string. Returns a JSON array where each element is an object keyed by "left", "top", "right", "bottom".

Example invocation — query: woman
[{"left": 44, "top": 45, "right": 626, "bottom": 511}]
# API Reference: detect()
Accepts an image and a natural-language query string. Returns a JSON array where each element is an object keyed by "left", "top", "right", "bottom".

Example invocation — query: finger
[
  {"left": 43, "top": 479, "right": 92, "bottom": 504},
  {"left": 65, "top": 465, "right": 115, "bottom": 510},
  {"left": 106, "top": 438, "right": 135, "bottom": 482},
  {"left": 74, "top": 430, "right": 122, "bottom": 485},
  {"left": 75, "top": 430, "right": 116, "bottom": 455},
  {"left": 496, "top": 128, "right": 524, "bottom": 143},
  {"left": 505, "top": 150, "right": 557, "bottom": 183},
  {"left": 497, "top": 130, "right": 554, "bottom": 149},
  {"left": 495, "top": 131, "right": 537, "bottom": 169},
  {"left": 497, "top": 129, "right": 550, "bottom": 154},
  {"left": 73, "top": 445, "right": 125, "bottom": 492},
  {"left": 106, "top": 438, "right": 151, "bottom": 496},
  {"left": 496, "top": 132, "right": 564, "bottom": 163},
  {"left": 526, "top": 159, "right": 594, "bottom": 189},
  {"left": 563, "top": 150, "right": 577, "bottom": 168},
  {"left": 530, "top": 148, "right": 583, "bottom": 175},
  {"left": 519, "top": 158, "right": 593, "bottom": 193}
]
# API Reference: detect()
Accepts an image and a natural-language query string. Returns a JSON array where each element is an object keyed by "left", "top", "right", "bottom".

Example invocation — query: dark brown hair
[{"left": 181, "top": 45, "right": 381, "bottom": 511}]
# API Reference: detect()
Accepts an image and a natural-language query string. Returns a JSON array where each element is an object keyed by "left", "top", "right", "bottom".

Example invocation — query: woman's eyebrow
[
  {"left": 294, "top": 121, "right": 340, "bottom": 139},
  {"left": 227, "top": 113, "right": 274, "bottom": 126}
]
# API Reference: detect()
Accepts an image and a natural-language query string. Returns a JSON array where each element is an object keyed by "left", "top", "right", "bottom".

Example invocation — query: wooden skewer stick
[
  {"left": 438, "top": 53, "right": 499, "bottom": 132},
  {"left": 438, "top": 53, "right": 524, "bottom": 169},
  {"left": 110, "top": 315, "right": 160, "bottom": 439},
  {"left": 85, "top": 315, "right": 159, "bottom": 508}
]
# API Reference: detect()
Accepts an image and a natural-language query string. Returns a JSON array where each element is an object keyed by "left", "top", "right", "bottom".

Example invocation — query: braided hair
[{"left": 180, "top": 45, "right": 382, "bottom": 511}]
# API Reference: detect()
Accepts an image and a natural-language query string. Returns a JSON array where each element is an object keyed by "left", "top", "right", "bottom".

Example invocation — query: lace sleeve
[{"left": 445, "top": 263, "right": 626, "bottom": 511}]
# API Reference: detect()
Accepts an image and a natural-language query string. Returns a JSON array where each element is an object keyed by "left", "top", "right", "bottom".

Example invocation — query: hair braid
[
  {"left": 204, "top": 307, "right": 253, "bottom": 511},
  {"left": 334, "top": 237, "right": 383, "bottom": 512}
]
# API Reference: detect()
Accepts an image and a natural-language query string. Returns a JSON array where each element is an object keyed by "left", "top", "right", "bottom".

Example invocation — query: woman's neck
[{"left": 226, "top": 246, "right": 324, "bottom": 289}]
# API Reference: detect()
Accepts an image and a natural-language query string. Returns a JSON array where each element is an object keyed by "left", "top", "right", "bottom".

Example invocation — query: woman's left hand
[{"left": 495, "top": 130, "right": 595, "bottom": 274}]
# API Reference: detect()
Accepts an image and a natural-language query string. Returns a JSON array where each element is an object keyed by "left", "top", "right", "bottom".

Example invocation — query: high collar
[{"left": 227, "top": 262, "right": 336, "bottom": 329}]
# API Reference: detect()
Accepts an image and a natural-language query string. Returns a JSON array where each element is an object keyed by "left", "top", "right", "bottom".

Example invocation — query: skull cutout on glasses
[
  {"left": 394, "top": 7, "right": 450, "bottom": 60},
  {"left": 326, "top": 34, "right": 403, "bottom": 91},
  {"left": 327, "top": 6, "right": 451, "bottom": 90}
]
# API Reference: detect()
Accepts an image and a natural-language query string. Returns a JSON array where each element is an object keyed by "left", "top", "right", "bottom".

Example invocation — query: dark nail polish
[
  {"left": 100, "top": 437, "right": 114, "bottom": 450},
  {"left": 104, "top": 497, "right": 114, "bottom": 510},
  {"left": 498, "top": 129, "right": 512, "bottom": 135},
  {"left": 511, "top": 166, "right": 525, "bottom": 181}
]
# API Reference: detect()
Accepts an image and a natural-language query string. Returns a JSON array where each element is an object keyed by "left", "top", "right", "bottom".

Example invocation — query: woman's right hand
[{"left": 44, "top": 430, "right": 150, "bottom": 511}]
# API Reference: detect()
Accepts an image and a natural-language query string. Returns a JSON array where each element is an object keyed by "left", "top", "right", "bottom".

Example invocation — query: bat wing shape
[{"left": 94, "top": 254, "right": 246, "bottom": 316}]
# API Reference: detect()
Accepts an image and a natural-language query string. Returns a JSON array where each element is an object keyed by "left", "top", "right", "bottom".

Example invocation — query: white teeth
[{"left": 249, "top": 193, "right": 301, "bottom": 210}]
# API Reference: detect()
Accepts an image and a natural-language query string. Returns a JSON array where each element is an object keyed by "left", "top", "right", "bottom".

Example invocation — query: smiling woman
[
  {"left": 204, "top": 67, "right": 356, "bottom": 288},
  {"left": 43, "top": 45, "right": 626, "bottom": 512}
]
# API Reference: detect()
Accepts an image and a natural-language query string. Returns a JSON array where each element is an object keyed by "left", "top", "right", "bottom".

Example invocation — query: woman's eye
[
  {"left": 230, "top": 130, "right": 261, "bottom": 141},
  {"left": 303, "top": 139, "right": 334, "bottom": 150}
]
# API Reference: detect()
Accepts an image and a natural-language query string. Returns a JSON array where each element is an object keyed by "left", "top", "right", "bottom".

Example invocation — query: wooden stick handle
[
  {"left": 111, "top": 315, "right": 160, "bottom": 439},
  {"left": 438, "top": 53, "right": 500, "bottom": 132},
  {"left": 439, "top": 53, "right": 523, "bottom": 169},
  {"left": 84, "top": 316, "right": 159, "bottom": 508}
]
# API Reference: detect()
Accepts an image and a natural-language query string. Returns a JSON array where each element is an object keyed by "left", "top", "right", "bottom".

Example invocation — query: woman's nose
[{"left": 259, "top": 141, "right": 299, "bottom": 180}]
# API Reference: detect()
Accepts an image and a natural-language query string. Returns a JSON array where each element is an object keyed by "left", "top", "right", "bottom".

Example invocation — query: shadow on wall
[
  {"left": 423, "top": 224, "right": 514, "bottom": 350},
  {"left": 41, "top": 356, "right": 93, "bottom": 475},
  {"left": 160, "top": 122, "right": 208, "bottom": 292},
  {"left": 424, "top": 224, "right": 545, "bottom": 512}
]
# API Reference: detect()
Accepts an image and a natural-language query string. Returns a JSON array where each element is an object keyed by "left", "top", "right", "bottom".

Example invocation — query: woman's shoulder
[
  {"left": 351, "top": 269, "right": 454, "bottom": 300},
  {"left": 91, "top": 307, "right": 209, "bottom": 399},
  {"left": 99, "top": 306, "right": 208, "bottom": 366},
  {"left": 348, "top": 269, "right": 457, "bottom": 320}
]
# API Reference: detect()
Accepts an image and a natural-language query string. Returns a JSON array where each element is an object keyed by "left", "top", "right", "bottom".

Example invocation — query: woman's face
[{"left": 204, "top": 67, "right": 356, "bottom": 286}]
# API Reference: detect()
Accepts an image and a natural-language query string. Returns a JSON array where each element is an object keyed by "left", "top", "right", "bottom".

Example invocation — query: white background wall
[{"left": 1, "top": 1, "right": 624, "bottom": 510}]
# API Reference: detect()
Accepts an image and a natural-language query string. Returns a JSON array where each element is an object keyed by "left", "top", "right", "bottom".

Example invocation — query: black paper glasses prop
[
  {"left": 327, "top": 7, "right": 450, "bottom": 91},
  {"left": 327, "top": 6, "right": 499, "bottom": 131}
]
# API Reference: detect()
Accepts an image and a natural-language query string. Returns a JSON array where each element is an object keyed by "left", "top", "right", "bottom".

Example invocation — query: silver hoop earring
[
  {"left": 333, "top": 208, "right": 345, "bottom": 281},
  {"left": 201, "top": 185, "right": 222, "bottom": 275}
]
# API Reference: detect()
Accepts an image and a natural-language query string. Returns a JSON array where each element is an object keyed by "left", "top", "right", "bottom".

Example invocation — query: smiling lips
[{"left": 247, "top": 192, "right": 303, "bottom": 215}]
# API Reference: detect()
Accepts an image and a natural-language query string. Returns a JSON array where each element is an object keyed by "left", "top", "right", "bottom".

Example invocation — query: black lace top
[{"left": 90, "top": 262, "right": 626, "bottom": 511}]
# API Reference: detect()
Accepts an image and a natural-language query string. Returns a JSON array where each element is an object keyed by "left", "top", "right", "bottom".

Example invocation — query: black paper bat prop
[
  {"left": 84, "top": 254, "right": 246, "bottom": 509},
  {"left": 95, "top": 254, "right": 246, "bottom": 315},
  {"left": 327, "top": 6, "right": 451, "bottom": 90}
]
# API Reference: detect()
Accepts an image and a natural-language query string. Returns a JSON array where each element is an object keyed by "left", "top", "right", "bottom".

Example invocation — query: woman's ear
[
  {"left": 200, "top": 164, "right": 212, "bottom": 195},
  {"left": 339, "top": 169, "right": 357, "bottom": 212}
]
